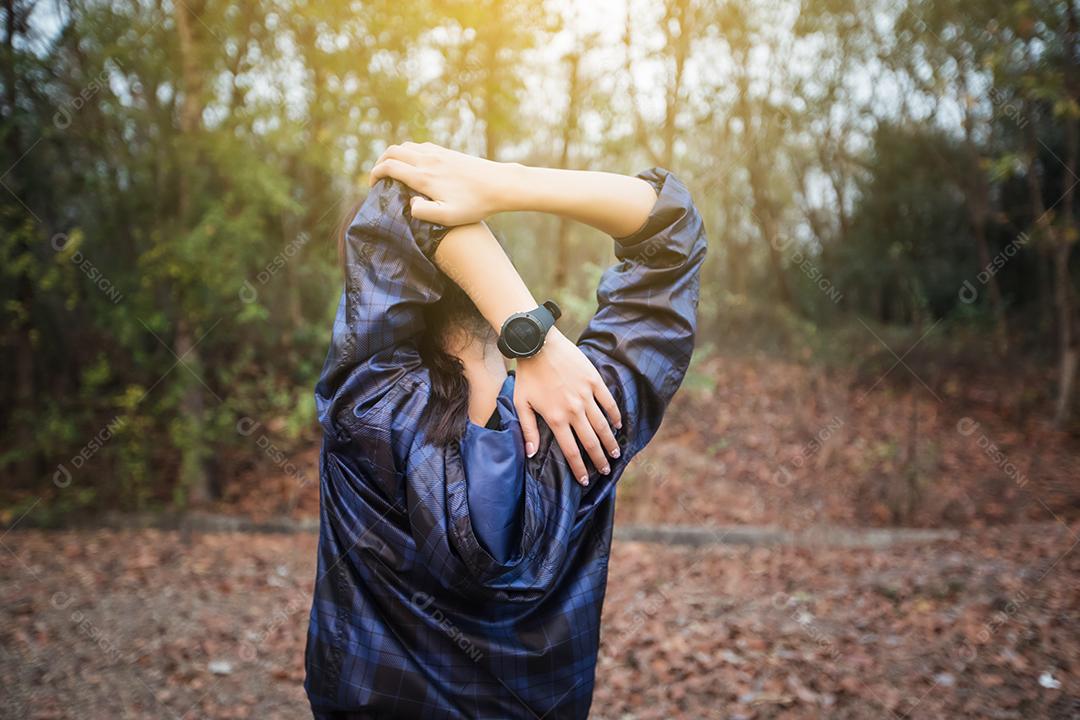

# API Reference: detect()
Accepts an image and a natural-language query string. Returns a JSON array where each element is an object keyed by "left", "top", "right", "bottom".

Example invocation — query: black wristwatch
[{"left": 497, "top": 301, "right": 562, "bottom": 359}]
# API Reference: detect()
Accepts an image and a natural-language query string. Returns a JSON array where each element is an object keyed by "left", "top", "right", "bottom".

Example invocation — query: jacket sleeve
[
  {"left": 577, "top": 168, "right": 707, "bottom": 461},
  {"left": 315, "top": 178, "right": 449, "bottom": 443}
]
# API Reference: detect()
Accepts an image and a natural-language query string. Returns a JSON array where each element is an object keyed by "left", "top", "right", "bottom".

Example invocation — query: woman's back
[{"left": 306, "top": 166, "right": 706, "bottom": 719}]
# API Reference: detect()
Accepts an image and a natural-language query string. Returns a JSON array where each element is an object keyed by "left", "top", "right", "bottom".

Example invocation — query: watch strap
[
  {"left": 533, "top": 303, "right": 556, "bottom": 330},
  {"left": 542, "top": 300, "right": 562, "bottom": 322}
]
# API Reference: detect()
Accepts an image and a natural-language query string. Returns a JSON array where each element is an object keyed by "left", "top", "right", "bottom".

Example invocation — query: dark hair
[
  {"left": 337, "top": 199, "right": 491, "bottom": 448},
  {"left": 417, "top": 282, "right": 492, "bottom": 446}
]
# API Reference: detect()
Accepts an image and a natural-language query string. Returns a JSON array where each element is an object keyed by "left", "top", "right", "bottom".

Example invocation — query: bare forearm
[
  {"left": 428, "top": 168, "right": 656, "bottom": 327},
  {"left": 432, "top": 222, "right": 536, "bottom": 332},
  {"left": 497, "top": 165, "right": 658, "bottom": 238},
  {"left": 369, "top": 144, "right": 626, "bottom": 474},
  {"left": 369, "top": 143, "right": 658, "bottom": 236}
]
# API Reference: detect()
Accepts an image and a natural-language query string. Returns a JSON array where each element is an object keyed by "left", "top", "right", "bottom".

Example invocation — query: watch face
[{"left": 504, "top": 315, "right": 543, "bottom": 356}]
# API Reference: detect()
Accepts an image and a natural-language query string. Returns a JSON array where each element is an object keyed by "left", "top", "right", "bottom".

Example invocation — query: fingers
[
  {"left": 409, "top": 196, "right": 450, "bottom": 225},
  {"left": 368, "top": 158, "right": 423, "bottom": 189},
  {"left": 378, "top": 142, "right": 424, "bottom": 166},
  {"left": 515, "top": 400, "right": 540, "bottom": 458},
  {"left": 584, "top": 399, "right": 620, "bottom": 460},
  {"left": 572, "top": 414, "right": 611, "bottom": 480},
  {"left": 592, "top": 379, "right": 622, "bottom": 431},
  {"left": 552, "top": 424, "right": 590, "bottom": 486}
]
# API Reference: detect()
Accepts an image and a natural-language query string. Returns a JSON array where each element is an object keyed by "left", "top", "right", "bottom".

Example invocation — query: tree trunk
[
  {"left": 622, "top": 8, "right": 663, "bottom": 166},
  {"left": 957, "top": 71, "right": 1008, "bottom": 349},
  {"left": 174, "top": 0, "right": 212, "bottom": 502},
  {"left": 1053, "top": 242, "right": 1076, "bottom": 426},
  {"left": 905, "top": 389, "right": 920, "bottom": 523},
  {"left": 734, "top": 53, "right": 791, "bottom": 308},
  {"left": 961, "top": 99, "right": 1007, "bottom": 346},
  {"left": 969, "top": 181, "right": 1008, "bottom": 351},
  {"left": 552, "top": 51, "right": 582, "bottom": 290},
  {"left": 1053, "top": 7, "right": 1079, "bottom": 426},
  {"left": 759, "top": 208, "right": 792, "bottom": 307},
  {"left": 723, "top": 230, "right": 746, "bottom": 296},
  {"left": 746, "top": 155, "right": 792, "bottom": 307},
  {"left": 176, "top": 318, "right": 212, "bottom": 504},
  {"left": 4, "top": 0, "right": 39, "bottom": 485},
  {"left": 175, "top": 0, "right": 200, "bottom": 213},
  {"left": 481, "top": 1, "right": 502, "bottom": 161},
  {"left": 660, "top": 0, "right": 690, "bottom": 169}
]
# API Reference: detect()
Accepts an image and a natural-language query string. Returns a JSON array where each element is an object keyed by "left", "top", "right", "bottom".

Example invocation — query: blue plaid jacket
[{"left": 305, "top": 169, "right": 706, "bottom": 719}]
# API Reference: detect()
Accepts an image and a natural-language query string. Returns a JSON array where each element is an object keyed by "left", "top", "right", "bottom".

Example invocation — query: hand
[
  {"left": 513, "top": 329, "right": 622, "bottom": 486},
  {"left": 368, "top": 141, "right": 513, "bottom": 226}
]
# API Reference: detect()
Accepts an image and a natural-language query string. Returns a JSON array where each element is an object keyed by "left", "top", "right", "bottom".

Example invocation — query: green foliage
[
  {"left": 834, "top": 124, "right": 974, "bottom": 323},
  {"left": 2, "top": 0, "right": 1078, "bottom": 517}
]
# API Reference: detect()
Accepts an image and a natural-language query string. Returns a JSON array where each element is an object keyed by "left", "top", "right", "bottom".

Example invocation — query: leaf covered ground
[
  {"left": 210, "top": 352, "right": 1080, "bottom": 534},
  {"left": 4, "top": 351, "right": 1079, "bottom": 718},
  {"left": 2, "top": 522, "right": 1077, "bottom": 719}
]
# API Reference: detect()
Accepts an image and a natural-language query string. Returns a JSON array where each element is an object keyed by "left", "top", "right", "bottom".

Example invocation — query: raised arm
[
  {"left": 574, "top": 169, "right": 706, "bottom": 456},
  {"left": 368, "top": 143, "right": 657, "bottom": 235},
  {"left": 414, "top": 163, "right": 699, "bottom": 458},
  {"left": 419, "top": 160, "right": 705, "bottom": 459},
  {"left": 484, "top": 165, "right": 706, "bottom": 506},
  {"left": 491, "top": 166, "right": 659, "bottom": 238},
  {"left": 315, "top": 178, "right": 449, "bottom": 442},
  {"left": 427, "top": 222, "right": 622, "bottom": 483},
  {"left": 368, "top": 143, "right": 705, "bottom": 483}
]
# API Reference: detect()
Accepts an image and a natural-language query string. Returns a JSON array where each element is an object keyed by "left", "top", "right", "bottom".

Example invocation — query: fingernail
[
  {"left": 615, "top": 421, "right": 622, "bottom": 429},
  {"left": 601, "top": 465, "right": 610, "bottom": 475},
  {"left": 610, "top": 447, "right": 620, "bottom": 458},
  {"left": 526, "top": 442, "right": 536, "bottom": 457},
  {"left": 579, "top": 476, "right": 589, "bottom": 486}
]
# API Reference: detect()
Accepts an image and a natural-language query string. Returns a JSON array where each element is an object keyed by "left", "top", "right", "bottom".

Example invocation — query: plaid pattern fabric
[{"left": 306, "top": 170, "right": 706, "bottom": 719}]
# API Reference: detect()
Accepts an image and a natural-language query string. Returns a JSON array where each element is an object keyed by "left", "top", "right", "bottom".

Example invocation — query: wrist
[
  {"left": 517, "top": 327, "right": 566, "bottom": 364},
  {"left": 486, "top": 294, "right": 538, "bottom": 336},
  {"left": 491, "top": 161, "right": 536, "bottom": 214},
  {"left": 541, "top": 326, "right": 569, "bottom": 351}
]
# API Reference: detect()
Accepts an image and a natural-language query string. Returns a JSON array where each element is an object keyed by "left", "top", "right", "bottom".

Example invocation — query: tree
[
  {"left": 990, "top": 1, "right": 1080, "bottom": 424},
  {"left": 432, "top": 0, "right": 554, "bottom": 159}
]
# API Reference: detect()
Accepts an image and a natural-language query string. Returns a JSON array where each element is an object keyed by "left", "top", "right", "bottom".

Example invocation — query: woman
[{"left": 305, "top": 143, "right": 706, "bottom": 719}]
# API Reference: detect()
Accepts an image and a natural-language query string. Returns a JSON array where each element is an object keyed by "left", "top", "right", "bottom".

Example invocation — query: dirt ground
[
  {"left": 212, "top": 354, "right": 1080, "bottom": 536},
  {"left": 2, "top": 522, "right": 1078, "bottom": 719}
]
